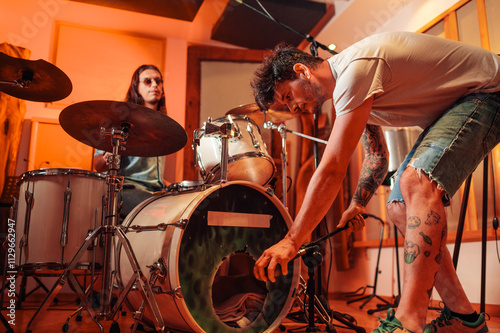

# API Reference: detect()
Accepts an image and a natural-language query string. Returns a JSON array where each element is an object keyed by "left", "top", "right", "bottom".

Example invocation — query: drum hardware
[
  {"left": 194, "top": 115, "right": 276, "bottom": 185},
  {"left": 166, "top": 180, "right": 207, "bottom": 193},
  {"left": 0, "top": 51, "right": 72, "bottom": 102},
  {"left": 344, "top": 215, "right": 392, "bottom": 314},
  {"left": 60, "top": 185, "right": 72, "bottom": 248},
  {"left": 19, "top": 186, "right": 33, "bottom": 253},
  {"left": 26, "top": 125, "right": 170, "bottom": 333},
  {"left": 193, "top": 117, "right": 237, "bottom": 184},
  {"left": 293, "top": 223, "right": 366, "bottom": 333},
  {"left": 264, "top": 121, "right": 328, "bottom": 208},
  {"left": 147, "top": 258, "right": 167, "bottom": 284},
  {"left": 192, "top": 128, "right": 206, "bottom": 178},
  {"left": 204, "top": 116, "right": 237, "bottom": 183}
]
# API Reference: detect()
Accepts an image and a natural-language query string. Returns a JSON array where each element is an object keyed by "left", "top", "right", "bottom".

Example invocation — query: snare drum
[
  {"left": 119, "top": 181, "right": 299, "bottom": 333},
  {"left": 195, "top": 115, "right": 275, "bottom": 186},
  {"left": 15, "top": 168, "right": 106, "bottom": 270}
]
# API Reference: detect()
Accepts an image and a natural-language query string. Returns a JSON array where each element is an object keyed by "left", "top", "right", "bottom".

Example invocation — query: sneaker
[
  {"left": 372, "top": 308, "right": 414, "bottom": 333},
  {"left": 424, "top": 306, "right": 489, "bottom": 333}
]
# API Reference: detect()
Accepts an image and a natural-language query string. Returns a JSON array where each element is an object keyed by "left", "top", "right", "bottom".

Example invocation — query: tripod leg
[
  {"left": 26, "top": 227, "right": 103, "bottom": 332},
  {"left": 113, "top": 227, "right": 166, "bottom": 332}
]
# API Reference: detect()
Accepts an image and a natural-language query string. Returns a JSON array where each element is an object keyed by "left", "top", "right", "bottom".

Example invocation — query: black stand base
[{"left": 295, "top": 246, "right": 366, "bottom": 333}]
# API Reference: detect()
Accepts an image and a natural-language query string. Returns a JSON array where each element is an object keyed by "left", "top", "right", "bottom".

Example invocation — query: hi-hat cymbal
[
  {"left": 226, "top": 103, "right": 297, "bottom": 124},
  {"left": 0, "top": 52, "right": 72, "bottom": 102},
  {"left": 59, "top": 100, "right": 187, "bottom": 157}
]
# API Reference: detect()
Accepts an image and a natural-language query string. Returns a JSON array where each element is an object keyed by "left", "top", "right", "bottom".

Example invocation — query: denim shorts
[{"left": 388, "top": 91, "right": 500, "bottom": 205}]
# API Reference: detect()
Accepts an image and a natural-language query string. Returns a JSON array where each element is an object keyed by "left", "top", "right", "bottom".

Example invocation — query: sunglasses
[{"left": 141, "top": 77, "right": 163, "bottom": 85}]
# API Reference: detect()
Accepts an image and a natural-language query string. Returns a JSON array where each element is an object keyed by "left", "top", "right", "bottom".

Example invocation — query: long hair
[
  {"left": 251, "top": 42, "right": 323, "bottom": 110},
  {"left": 125, "top": 64, "right": 166, "bottom": 114}
]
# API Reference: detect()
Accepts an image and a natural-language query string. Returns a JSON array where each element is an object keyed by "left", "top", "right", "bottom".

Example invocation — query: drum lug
[
  {"left": 21, "top": 189, "right": 34, "bottom": 248},
  {"left": 149, "top": 285, "right": 183, "bottom": 299},
  {"left": 147, "top": 258, "right": 167, "bottom": 284},
  {"left": 173, "top": 219, "right": 188, "bottom": 229},
  {"left": 265, "top": 186, "right": 275, "bottom": 197},
  {"left": 60, "top": 186, "right": 72, "bottom": 247},
  {"left": 246, "top": 122, "right": 260, "bottom": 149}
]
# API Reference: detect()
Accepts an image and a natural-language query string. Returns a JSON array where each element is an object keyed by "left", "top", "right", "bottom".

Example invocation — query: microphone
[{"left": 293, "top": 222, "right": 351, "bottom": 260}]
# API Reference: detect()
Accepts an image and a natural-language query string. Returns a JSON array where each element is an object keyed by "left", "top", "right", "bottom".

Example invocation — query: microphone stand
[
  {"left": 233, "top": 0, "right": 337, "bottom": 56},
  {"left": 294, "top": 224, "right": 366, "bottom": 333},
  {"left": 265, "top": 121, "right": 364, "bottom": 332},
  {"left": 264, "top": 121, "right": 327, "bottom": 207}
]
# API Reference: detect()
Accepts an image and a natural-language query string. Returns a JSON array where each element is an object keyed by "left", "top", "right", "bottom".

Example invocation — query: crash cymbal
[
  {"left": 0, "top": 52, "right": 72, "bottom": 102},
  {"left": 59, "top": 100, "right": 187, "bottom": 157},
  {"left": 226, "top": 103, "right": 297, "bottom": 124}
]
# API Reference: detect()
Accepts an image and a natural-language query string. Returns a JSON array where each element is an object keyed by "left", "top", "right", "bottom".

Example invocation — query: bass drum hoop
[{"left": 119, "top": 181, "right": 299, "bottom": 333}]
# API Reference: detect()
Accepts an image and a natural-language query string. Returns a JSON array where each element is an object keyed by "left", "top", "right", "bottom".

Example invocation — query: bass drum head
[{"left": 120, "top": 181, "right": 299, "bottom": 333}]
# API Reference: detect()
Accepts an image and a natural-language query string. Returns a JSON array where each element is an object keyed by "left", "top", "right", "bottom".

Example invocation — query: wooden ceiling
[{"left": 69, "top": 0, "right": 336, "bottom": 50}]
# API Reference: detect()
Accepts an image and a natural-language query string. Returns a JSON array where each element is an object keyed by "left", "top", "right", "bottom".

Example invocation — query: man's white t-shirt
[{"left": 328, "top": 31, "right": 500, "bottom": 129}]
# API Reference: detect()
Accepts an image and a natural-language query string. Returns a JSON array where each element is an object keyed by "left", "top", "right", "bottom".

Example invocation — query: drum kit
[{"left": 1, "top": 52, "right": 309, "bottom": 332}]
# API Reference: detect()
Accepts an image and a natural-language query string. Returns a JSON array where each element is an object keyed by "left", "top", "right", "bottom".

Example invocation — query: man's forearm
[{"left": 352, "top": 124, "right": 389, "bottom": 206}]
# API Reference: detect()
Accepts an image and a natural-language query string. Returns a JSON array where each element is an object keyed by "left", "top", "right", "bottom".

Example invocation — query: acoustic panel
[
  {"left": 212, "top": 0, "right": 327, "bottom": 49},
  {"left": 69, "top": 0, "right": 204, "bottom": 21}
]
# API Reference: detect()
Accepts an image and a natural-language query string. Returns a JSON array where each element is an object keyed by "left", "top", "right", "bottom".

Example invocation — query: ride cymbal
[
  {"left": 59, "top": 100, "right": 187, "bottom": 157},
  {"left": 0, "top": 52, "right": 72, "bottom": 102}
]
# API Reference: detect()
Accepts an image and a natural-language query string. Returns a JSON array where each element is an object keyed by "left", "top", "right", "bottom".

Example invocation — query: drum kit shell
[{"left": 1, "top": 52, "right": 300, "bottom": 332}]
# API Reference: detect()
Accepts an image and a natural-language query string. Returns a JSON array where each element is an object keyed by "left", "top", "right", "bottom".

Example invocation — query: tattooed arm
[
  {"left": 337, "top": 124, "right": 389, "bottom": 231},
  {"left": 353, "top": 124, "right": 389, "bottom": 206}
]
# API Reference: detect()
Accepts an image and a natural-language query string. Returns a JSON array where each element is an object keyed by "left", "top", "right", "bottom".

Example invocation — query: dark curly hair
[
  {"left": 251, "top": 42, "right": 324, "bottom": 110},
  {"left": 125, "top": 64, "right": 166, "bottom": 114}
]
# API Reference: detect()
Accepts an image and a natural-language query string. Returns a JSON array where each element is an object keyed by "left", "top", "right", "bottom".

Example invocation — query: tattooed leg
[
  {"left": 390, "top": 168, "right": 449, "bottom": 333},
  {"left": 387, "top": 201, "right": 475, "bottom": 319}
]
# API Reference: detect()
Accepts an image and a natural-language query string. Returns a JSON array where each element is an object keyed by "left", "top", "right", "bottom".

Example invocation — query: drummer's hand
[
  {"left": 337, "top": 203, "right": 366, "bottom": 236},
  {"left": 102, "top": 152, "right": 113, "bottom": 162},
  {"left": 254, "top": 238, "right": 297, "bottom": 283}
]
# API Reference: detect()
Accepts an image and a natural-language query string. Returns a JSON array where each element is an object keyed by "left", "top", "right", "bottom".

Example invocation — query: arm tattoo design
[{"left": 352, "top": 125, "right": 389, "bottom": 207}]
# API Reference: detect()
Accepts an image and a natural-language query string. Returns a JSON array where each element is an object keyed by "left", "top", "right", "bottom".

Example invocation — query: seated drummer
[{"left": 93, "top": 64, "right": 169, "bottom": 220}]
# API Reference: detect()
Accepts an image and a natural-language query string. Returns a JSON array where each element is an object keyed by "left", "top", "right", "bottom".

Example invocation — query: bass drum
[{"left": 119, "top": 181, "right": 299, "bottom": 333}]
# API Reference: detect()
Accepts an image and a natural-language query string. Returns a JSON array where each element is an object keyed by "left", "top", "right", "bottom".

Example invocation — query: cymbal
[
  {"left": 0, "top": 52, "right": 72, "bottom": 102},
  {"left": 226, "top": 103, "right": 297, "bottom": 124},
  {"left": 59, "top": 100, "right": 187, "bottom": 157}
]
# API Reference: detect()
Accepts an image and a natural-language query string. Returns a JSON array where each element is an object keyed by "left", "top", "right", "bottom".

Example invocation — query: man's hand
[
  {"left": 337, "top": 202, "right": 366, "bottom": 235},
  {"left": 253, "top": 237, "right": 298, "bottom": 283}
]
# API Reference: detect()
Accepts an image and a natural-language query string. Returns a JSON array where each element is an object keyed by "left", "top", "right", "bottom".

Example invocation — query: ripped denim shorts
[{"left": 388, "top": 91, "right": 500, "bottom": 205}]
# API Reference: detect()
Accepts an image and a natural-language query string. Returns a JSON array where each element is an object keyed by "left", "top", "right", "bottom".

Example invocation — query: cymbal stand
[
  {"left": 26, "top": 125, "right": 166, "bottom": 333},
  {"left": 0, "top": 69, "right": 33, "bottom": 88},
  {"left": 264, "top": 121, "right": 328, "bottom": 207}
]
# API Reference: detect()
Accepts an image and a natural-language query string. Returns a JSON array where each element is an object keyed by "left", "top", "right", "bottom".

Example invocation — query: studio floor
[{"left": 2, "top": 291, "right": 500, "bottom": 333}]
